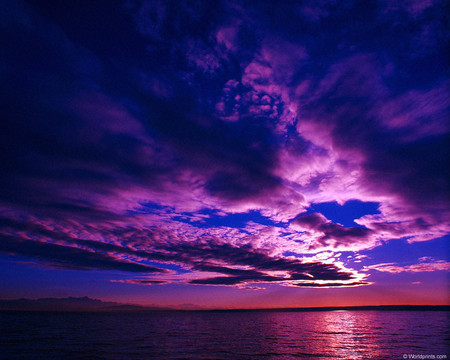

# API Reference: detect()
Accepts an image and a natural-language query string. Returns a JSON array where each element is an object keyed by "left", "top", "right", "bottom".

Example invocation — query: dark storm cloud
[
  {"left": 292, "top": 213, "right": 375, "bottom": 250},
  {"left": 192, "top": 264, "right": 264, "bottom": 277},
  {"left": 188, "top": 270, "right": 353, "bottom": 286},
  {"left": 189, "top": 275, "right": 281, "bottom": 286},
  {"left": 0, "top": 0, "right": 288, "bottom": 222},
  {"left": 294, "top": 282, "right": 369, "bottom": 288},
  {"left": 98, "top": 230, "right": 357, "bottom": 284},
  {"left": 133, "top": 92, "right": 282, "bottom": 203},
  {"left": 161, "top": 239, "right": 355, "bottom": 282},
  {"left": 0, "top": 235, "right": 167, "bottom": 273},
  {"left": 0, "top": 215, "right": 357, "bottom": 285},
  {"left": 0, "top": 1, "right": 151, "bottom": 219}
]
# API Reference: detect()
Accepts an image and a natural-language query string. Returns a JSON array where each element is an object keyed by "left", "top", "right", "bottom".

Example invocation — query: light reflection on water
[
  {"left": 315, "top": 311, "right": 382, "bottom": 359},
  {"left": 1, "top": 310, "right": 448, "bottom": 359}
]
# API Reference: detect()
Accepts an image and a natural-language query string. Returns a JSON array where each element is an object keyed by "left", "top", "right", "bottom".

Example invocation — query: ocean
[{"left": 0, "top": 310, "right": 448, "bottom": 359}]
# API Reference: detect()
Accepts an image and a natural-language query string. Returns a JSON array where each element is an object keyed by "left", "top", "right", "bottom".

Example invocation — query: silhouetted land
[
  {"left": 0, "top": 297, "right": 448, "bottom": 312},
  {"left": 0, "top": 297, "right": 151, "bottom": 312}
]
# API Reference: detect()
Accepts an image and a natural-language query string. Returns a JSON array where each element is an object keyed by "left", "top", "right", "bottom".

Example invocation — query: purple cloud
[
  {"left": 290, "top": 212, "right": 377, "bottom": 252},
  {"left": 110, "top": 279, "right": 168, "bottom": 285},
  {"left": 364, "top": 258, "right": 450, "bottom": 273},
  {"left": 294, "top": 282, "right": 370, "bottom": 288},
  {"left": 0, "top": 0, "right": 448, "bottom": 292},
  {"left": 0, "top": 214, "right": 366, "bottom": 287},
  {"left": 0, "top": 234, "right": 167, "bottom": 274}
]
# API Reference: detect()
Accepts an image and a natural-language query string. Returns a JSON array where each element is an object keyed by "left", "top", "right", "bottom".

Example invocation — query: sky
[{"left": 0, "top": 0, "right": 449, "bottom": 309}]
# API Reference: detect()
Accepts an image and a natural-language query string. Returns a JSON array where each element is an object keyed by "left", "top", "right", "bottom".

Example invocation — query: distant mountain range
[
  {"left": 0, "top": 297, "right": 448, "bottom": 312},
  {"left": 0, "top": 296, "right": 151, "bottom": 312}
]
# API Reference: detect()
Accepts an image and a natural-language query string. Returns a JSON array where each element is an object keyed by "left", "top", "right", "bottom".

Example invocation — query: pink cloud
[
  {"left": 237, "top": 285, "right": 266, "bottom": 291},
  {"left": 364, "top": 259, "right": 450, "bottom": 273},
  {"left": 110, "top": 279, "right": 168, "bottom": 285}
]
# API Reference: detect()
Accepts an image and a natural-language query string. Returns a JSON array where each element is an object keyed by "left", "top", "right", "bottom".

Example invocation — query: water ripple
[{"left": 0, "top": 310, "right": 448, "bottom": 359}]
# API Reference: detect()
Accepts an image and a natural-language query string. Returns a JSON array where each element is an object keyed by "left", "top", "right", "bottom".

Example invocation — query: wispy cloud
[
  {"left": 110, "top": 279, "right": 168, "bottom": 285},
  {"left": 364, "top": 258, "right": 450, "bottom": 273}
]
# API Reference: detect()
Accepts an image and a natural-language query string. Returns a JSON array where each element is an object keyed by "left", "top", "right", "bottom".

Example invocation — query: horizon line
[{"left": 0, "top": 297, "right": 448, "bottom": 312}]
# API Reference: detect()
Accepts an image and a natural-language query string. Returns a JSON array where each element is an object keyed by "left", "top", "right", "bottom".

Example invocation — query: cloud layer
[{"left": 0, "top": 0, "right": 448, "bottom": 288}]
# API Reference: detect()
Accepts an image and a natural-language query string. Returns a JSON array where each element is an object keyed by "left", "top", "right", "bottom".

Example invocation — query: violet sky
[{"left": 0, "top": 0, "right": 449, "bottom": 308}]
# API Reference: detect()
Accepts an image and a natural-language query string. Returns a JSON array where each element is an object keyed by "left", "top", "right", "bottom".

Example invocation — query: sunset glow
[{"left": 0, "top": 0, "right": 448, "bottom": 309}]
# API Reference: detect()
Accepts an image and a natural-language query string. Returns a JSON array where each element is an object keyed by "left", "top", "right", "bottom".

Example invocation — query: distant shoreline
[
  {"left": 0, "top": 297, "right": 448, "bottom": 313},
  {"left": 207, "top": 305, "right": 450, "bottom": 312}
]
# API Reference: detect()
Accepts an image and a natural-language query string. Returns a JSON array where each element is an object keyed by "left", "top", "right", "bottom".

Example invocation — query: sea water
[{"left": 0, "top": 310, "right": 448, "bottom": 359}]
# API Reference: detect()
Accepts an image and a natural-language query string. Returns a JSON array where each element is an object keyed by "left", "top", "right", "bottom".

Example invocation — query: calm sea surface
[{"left": 0, "top": 310, "right": 448, "bottom": 360}]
